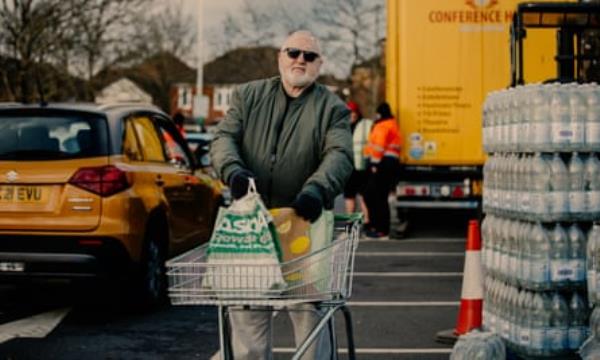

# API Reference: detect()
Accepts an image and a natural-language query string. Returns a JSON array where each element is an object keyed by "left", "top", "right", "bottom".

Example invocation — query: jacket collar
[{"left": 276, "top": 76, "right": 317, "bottom": 103}]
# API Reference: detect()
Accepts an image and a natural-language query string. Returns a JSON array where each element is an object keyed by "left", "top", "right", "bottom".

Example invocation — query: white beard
[{"left": 281, "top": 66, "right": 315, "bottom": 88}]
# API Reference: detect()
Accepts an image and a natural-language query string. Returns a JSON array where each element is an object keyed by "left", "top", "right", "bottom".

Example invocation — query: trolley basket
[{"left": 166, "top": 214, "right": 361, "bottom": 307}]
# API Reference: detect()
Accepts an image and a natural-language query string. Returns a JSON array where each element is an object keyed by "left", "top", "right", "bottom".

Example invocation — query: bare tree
[
  {"left": 129, "top": 1, "right": 196, "bottom": 61},
  {"left": 310, "top": 0, "right": 384, "bottom": 75},
  {"left": 71, "top": 0, "right": 149, "bottom": 80},
  {"left": 206, "top": 0, "right": 304, "bottom": 58},
  {"left": 0, "top": 0, "right": 79, "bottom": 102},
  {"left": 204, "top": 0, "right": 384, "bottom": 78}
]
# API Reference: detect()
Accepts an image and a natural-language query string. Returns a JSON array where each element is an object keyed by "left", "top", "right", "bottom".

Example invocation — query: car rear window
[{"left": 0, "top": 113, "right": 109, "bottom": 160}]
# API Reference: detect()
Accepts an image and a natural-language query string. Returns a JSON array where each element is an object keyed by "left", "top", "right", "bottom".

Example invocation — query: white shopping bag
[{"left": 204, "top": 179, "right": 284, "bottom": 295}]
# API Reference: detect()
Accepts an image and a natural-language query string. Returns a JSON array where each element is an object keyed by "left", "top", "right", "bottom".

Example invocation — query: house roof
[
  {"left": 95, "top": 78, "right": 152, "bottom": 104},
  {"left": 204, "top": 47, "right": 279, "bottom": 85}
]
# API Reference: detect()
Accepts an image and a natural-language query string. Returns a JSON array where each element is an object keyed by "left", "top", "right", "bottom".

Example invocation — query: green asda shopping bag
[{"left": 204, "top": 180, "right": 285, "bottom": 296}]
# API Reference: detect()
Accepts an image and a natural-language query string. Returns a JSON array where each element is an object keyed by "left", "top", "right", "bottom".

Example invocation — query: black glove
[
  {"left": 229, "top": 169, "right": 254, "bottom": 200},
  {"left": 291, "top": 192, "right": 323, "bottom": 223}
]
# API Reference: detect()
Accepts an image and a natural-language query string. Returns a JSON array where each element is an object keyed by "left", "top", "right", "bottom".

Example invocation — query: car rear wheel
[{"left": 138, "top": 222, "right": 168, "bottom": 308}]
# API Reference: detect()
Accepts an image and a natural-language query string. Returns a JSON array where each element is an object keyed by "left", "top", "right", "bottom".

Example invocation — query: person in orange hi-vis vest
[{"left": 363, "top": 102, "right": 402, "bottom": 239}]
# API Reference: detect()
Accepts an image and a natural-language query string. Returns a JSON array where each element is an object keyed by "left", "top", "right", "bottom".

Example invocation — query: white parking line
[
  {"left": 348, "top": 301, "right": 459, "bottom": 306},
  {"left": 0, "top": 307, "right": 70, "bottom": 344},
  {"left": 354, "top": 272, "right": 462, "bottom": 277},
  {"left": 356, "top": 251, "right": 464, "bottom": 257},
  {"left": 274, "top": 347, "right": 453, "bottom": 354}
]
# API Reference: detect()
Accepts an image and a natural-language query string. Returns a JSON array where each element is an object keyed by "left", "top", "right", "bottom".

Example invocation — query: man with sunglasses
[{"left": 211, "top": 30, "right": 353, "bottom": 359}]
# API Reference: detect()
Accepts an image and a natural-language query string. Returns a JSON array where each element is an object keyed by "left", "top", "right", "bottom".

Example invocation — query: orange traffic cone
[
  {"left": 454, "top": 219, "right": 484, "bottom": 335},
  {"left": 435, "top": 219, "right": 484, "bottom": 344}
]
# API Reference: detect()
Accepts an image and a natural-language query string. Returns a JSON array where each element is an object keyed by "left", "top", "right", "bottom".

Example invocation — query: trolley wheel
[{"left": 137, "top": 221, "right": 168, "bottom": 308}]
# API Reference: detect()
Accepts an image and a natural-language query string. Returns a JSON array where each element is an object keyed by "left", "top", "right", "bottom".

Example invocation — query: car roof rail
[{"left": 97, "top": 102, "right": 162, "bottom": 112}]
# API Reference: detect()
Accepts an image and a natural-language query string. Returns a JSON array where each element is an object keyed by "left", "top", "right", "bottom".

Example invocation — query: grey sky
[
  {"left": 182, "top": 0, "right": 285, "bottom": 31},
  {"left": 178, "top": 0, "right": 384, "bottom": 77}
]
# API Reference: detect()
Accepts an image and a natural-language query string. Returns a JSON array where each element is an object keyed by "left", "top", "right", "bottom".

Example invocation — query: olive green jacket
[{"left": 210, "top": 76, "right": 353, "bottom": 209}]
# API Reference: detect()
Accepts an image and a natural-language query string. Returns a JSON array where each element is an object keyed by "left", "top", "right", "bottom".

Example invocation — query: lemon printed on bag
[
  {"left": 290, "top": 236, "right": 310, "bottom": 255},
  {"left": 277, "top": 220, "right": 292, "bottom": 234},
  {"left": 269, "top": 208, "right": 280, "bottom": 216},
  {"left": 285, "top": 272, "right": 303, "bottom": 282}
]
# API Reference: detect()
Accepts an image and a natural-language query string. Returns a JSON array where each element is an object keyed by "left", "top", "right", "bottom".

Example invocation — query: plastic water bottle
[
  {"left": 530, "top": 222, "right": 551, "bottom": 290},
  {"left": 507, "top": 220, "right": 519, "bottom": 284},
  {"left": 521, "top": 85, "right": 534, "bottom": 152},
  {"left": 530, "top": 153, "right": 552, "bottom": 220},
  {"left": 568, "top": 292, "right": 589, "bottom": 350},
  {"left": 584, "top": 84, "right": 600, "bottom": 151},
  {"left": 482, "top": 95, "right": 491, "bottom": 152},
  {"left": 489, "top": 93, "right": 500, "bottom": 152},
  {"left": 549, "top": 223, "right": 570, "bottom": 288},
  {"left": 530, "top": 292, "right": 550, "bottom": 356},
  {"left": 510, "top": 86, "right": 523, "bottom": 150},
  {"left": 481, "top": 215, "right": 493, "bottom": 272},
  {"left": 569, "top": 152, "right": 586, "bottom": 220},
  {"left": 491, "top": 219, "right": 502, "bottom": 278},
  {"left": 585, "top": 153, "right": 600, "bottom": 218},
  {"left": 485, "top": 278, "right": 498, "bottom": 332},
  {"left": 569, "top": 84, "right": 587, "bottom": 151},
  {"left": 496, "top": 282, "right": 507, "bottom": 337},
  {"left": 505, "top": 154, "right": 515, "bottom": 215},
  {"left": 520, "top": 222, "right": 533, "bottom": 287},
  {"left": 520, "top": 290, "right": 534, "bottom": 350},
  {"left": 549, "top": 153, "right": 569, "bottom": 219},
  {"left": 485, "top": 155, "right": 496, "bottom": 211},
  {"left": 567, "top": 223, "right": 586, "bottom": 286},
  {"left": 589, "top": 224, "right": 600, "bottom": 305},
  {"left": 591, "top": 306, "right": 600, "bottom": 341},
  {"left": 508, "top": 286, "right": 519, "bottom": 344},
  {"left": 519, "top": 155, "right": 532, "bottom": 216},
  {"left": 548, "top": 292, "right": 569, "bottom": 355},
  {"left": 483, "top": 158, "right": 491, "bottom": 211},
  {"left": 550, "top": 84, "right": 571, "bottom": 149},
  {"left": 483, "top": 277, "right": 491, "bottom": 330},
  {"left": 451, "top": 331, "right": 506, "bottom": 360},
  {"left": 531, "top": 84, "right": 552, "bottom": 151}
]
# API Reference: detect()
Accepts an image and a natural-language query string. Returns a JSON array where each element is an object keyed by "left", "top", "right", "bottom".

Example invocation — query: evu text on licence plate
[{"left": 0, "top": 186, "right": 45, "bottom": 203}]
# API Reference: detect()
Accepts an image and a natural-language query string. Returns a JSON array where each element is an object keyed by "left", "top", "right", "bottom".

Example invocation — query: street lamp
[{"left": 194, "top": 0, "right": 209, "bottom": 123}]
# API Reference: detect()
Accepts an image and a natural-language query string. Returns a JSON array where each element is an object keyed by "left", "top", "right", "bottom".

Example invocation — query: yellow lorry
[{"left": 385, "top": 0, "right": 560, "bottom": 230}]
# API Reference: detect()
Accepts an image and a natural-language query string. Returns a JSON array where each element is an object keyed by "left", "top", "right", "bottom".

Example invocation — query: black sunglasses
[{"left": 282, "top": 47, "right": 320, "bottom": 63}]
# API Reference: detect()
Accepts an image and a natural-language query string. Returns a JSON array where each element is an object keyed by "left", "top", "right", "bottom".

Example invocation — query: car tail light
[{"left": 69, "top": 165, "right": 130, "bottom": 197}]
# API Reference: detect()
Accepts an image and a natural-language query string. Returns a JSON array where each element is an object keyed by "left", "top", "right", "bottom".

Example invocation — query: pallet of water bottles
[
  {"left": 482, "top": 82, "right": 600, "bottom": 154},
  {"left": 482, "top": 152, "right": 600, "bottom": 223},
  {"left": 483, "top": 275, "right": 589, "bottom": 359},
  {"left": 480, "top": 215, "right": 598, "bottom": 293}
]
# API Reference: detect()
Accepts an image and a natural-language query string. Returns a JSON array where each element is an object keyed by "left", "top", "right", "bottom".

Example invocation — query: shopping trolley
[{"left": 166, "top": 213, "right": 361, "bottom": 360}]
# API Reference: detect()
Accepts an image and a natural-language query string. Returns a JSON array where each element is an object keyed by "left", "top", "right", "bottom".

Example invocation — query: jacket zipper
[{"left": 267, "top": 100, "right": 290, "bottom": 205}]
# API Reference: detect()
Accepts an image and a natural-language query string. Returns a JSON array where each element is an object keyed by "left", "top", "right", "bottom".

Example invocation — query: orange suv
[{"left": 0, "top": 103, "right": 222, "bottom": 305}]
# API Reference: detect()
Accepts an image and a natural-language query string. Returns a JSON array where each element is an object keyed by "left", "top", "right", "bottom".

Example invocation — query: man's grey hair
[{"left": 281, "top": 30, "right": 321, "bottom": 54}]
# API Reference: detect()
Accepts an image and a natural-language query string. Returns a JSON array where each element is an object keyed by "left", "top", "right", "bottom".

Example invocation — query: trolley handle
[{"left": 334, "top": 213, "right": 363, "bottom": 224}]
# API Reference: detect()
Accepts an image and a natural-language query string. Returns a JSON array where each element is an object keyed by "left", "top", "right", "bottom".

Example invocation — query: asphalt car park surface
[{"left": 0, "top": 209, "right": 471, "bottom": 359}]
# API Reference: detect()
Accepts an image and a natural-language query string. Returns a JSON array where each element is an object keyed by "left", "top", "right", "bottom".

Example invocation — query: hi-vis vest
[
  {"left": 353, "top": 118, "right": 373, "bottom": 171},
  {"left": 363, "top": 118, "right": 402, "bottom": 164}
]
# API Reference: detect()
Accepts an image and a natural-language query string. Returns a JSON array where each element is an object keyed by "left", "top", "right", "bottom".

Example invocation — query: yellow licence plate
[{"left": 0, "top": 185, "right": 48, "bottom": 203}]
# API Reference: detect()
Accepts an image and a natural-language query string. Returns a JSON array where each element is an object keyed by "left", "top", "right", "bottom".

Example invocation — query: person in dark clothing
[
  {"left": 210, "top": 30, "right": 353, "bottom": 360},
  {"left": 343, "top": 101, "right": 372, "bottom": 223},
  {"left": 363, "top": 102, "right": 403, "bottom": 239},
  {"left": 172, "top": 112, "right": 187, "bottom": 138}
]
